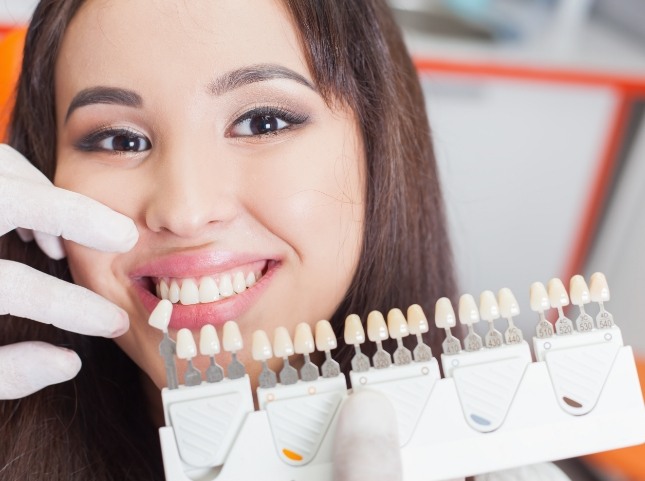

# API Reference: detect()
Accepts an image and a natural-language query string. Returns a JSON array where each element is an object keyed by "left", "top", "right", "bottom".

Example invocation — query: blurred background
[{"left": 1, "top": 0, "right": 644, "bottom": 480}]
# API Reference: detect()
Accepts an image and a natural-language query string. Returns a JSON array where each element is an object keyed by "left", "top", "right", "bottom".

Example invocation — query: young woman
[{"left": 0, "top": 1, "right": 569, "bottom": 480}]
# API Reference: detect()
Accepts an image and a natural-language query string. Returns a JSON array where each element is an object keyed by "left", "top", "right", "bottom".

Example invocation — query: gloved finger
[
  {"left": 0, "top": 145, "right": 138, "bottom": 253},
  {"left": 0, "top": 341, "right": 82, "bottom": 400},
  {"left": 33, "top": 230, "right": 66, "bottom": 260},
  {"left": 333, "top": 390, "right": 403, "bottom": 481},
  {"left": 15, "top": 227, "right": 34, "bottom": 242},
  {"left": 0, "top": 260, "right": 129, "bottom": 337}
]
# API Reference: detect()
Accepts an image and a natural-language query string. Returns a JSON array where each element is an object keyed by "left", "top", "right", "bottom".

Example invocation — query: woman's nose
[{"left": 144, "top": 149, "right": 241, "bottom": 238}]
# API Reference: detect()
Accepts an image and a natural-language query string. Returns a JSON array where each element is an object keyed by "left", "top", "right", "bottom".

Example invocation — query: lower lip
[{"left": 133, "top": 264, "right": 278, "bottom": 330}]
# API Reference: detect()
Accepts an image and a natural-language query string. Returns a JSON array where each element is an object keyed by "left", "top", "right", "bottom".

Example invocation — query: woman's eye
[
  {"left": 229, "top": 108, "right": 308, "bottom": 138},
  {"left": 76, "top": 128, "right": 151, "bottom": 153}
]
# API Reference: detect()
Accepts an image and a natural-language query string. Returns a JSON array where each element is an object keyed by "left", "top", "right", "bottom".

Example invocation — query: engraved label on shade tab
[
  {"left": 479, "top": 290, "right": 503, "bottom": 348},
  {"left": 387, "top": 308, "right": 413, "bottom": 365},
  {"left": 253, "top": 330, "right": 277, "bottom": 388},
  {"left": 530, "top": 282, "right": 554, "bottom": 339},
  {"left": 435, "top": 297, "right": 461, "bottom": 355},
  {"left": 294, "top": 322, "right": 319, "bottom": 382},
  {"left": 223, "top": 321, "right": 246, "bottom": 379},
  {"left": 547, "top": 278, "right": 574, "bottom": 335},
  {"left": 315, "top": 320, "right": 340, "bottom": 378},
  {"left": 407, "top": 304, "right": 433, "bottom": 361},
  {"left": 367, "top": 311, "right": 393, "bottom": 368},
  {"left": 200, "top": 324, "right": 224, "bottom": 383},
  {"left": 273, "top": 327, "right": 298, "bottom": 385},
  {"left": 570, "top": 275, "right": 594, "bottom": 332},
  {"left": 344, "top": 314, "right": 370, "bottom": 372},
  {"left": 498, "top": 288, "right": 524, "bottom": 344},
  {"left": 590, "top": 272, "right": 614, "bottom": 329},
  {"left": 176, "top": 328, "right": 202, "bottom": 386},
  {"left": 458, "top": 294, "right": 483, "bottom": 352},
  {"left": 148, "top": 299, "right": 179, "bottom": 390}
]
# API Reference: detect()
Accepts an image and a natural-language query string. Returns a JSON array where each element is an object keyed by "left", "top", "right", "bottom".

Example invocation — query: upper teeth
[{"left": 155, "top": 271, "right": 260, "bottom": 305}]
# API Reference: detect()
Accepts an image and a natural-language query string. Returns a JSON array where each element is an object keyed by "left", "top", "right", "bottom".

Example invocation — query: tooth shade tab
[
  {"left": 458, "top": 294, "right": 480, "bottom": 326},
  {"left": 148, "top": 299, "right": 173, "bottom": 332},
  {"left": 569, "top": 275, "right": 591, "bottom": 306},
  {"left": 294, "top": 322, "right": 315, "bottom": 355},
  {"left": 367, "top": 311, "right": 389, "bottom": 342},
  {"left": 547, "top": 278, "right": 570, "bottom": 308},
  {"left": 590, "top": 272, "right": 610, "bottom": 302},
  {"left": 407, "top": 304, "right": 429, "bottom": 334},
  {"left": 344, "top": 314, "right": 365, "bottom": 345},
  {"left": 199, "top": 324, "right": 221, "bottom": 356},
  {"left": 479, "top": 290, "right": 500, "bottom": 321},
  {"left": 223, "top": 321, "right": 243, "bottom": 352},
  {"left": 315, "top": 320, "right": 338, "bottom": 351},
  {"left": 529, "top": 282, "right": 550, "bottom": 313},
  {"left": 252, "top": 330, "right": 273, "bottom": 361},
  {"left": 498, "top": 288, "right": 520, "bottom": 318},
  {"left": 434, "top": 297, "right": 456, "bottom": 329},
  {"left": 176, "top": 328, "right": 197, "bottom": 360},
  {"left": 273, "top": 327, "right": 295, "bottom": 358},
  {"left": 387, "top": 308, "right": 410, "bottom": 339}
]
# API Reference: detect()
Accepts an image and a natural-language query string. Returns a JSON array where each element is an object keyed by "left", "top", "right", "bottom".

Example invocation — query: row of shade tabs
[{"left": 147, "top": 272, "right": 613, "bottom": 388}]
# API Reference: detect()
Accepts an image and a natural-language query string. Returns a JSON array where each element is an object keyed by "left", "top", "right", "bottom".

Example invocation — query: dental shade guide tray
[{"left": 152, "top": 273, "right": 645, "bottom": 481}]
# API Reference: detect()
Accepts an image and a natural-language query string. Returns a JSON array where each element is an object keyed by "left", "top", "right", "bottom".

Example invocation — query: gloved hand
[
  {"left": 0, "top": 144, "right": 138, "bottom": 400},
  {"left": 332, "top": 389, "right": 403, "bottom": 481}
]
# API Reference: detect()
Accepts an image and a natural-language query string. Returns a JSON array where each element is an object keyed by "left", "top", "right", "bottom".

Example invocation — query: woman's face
[{"left": 54, "top": 0, "right": 365, "bottom": 390}]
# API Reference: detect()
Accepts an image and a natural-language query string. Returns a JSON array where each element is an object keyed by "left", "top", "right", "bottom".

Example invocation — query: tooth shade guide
[
  {"left": 294, "top": 322, "right": 319, "bottom": 381},
  {"left": 315, "top": 320, "right": 341, "bottom": 378},
  {"left": 485, "top": 323, "right": 504, "bottom": 348},
  {"left": 344, "top": 314, "right": 370, "bottom": 372},
  {"left": 272, "top": 327, "right": 298, "bottom": 385}
]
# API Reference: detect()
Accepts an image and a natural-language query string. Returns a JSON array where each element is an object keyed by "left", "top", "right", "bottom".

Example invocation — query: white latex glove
[
  {"left": 333, "top": 390, "right": 403, "bottom": 481},
  {"left": 0, "top": 144, "right": 139, "bottom": 400}
]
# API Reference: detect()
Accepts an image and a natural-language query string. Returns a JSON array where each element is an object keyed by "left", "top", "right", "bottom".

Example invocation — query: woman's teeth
[{"left": 155, "top": 271, "right": 261, "bottom": 305}]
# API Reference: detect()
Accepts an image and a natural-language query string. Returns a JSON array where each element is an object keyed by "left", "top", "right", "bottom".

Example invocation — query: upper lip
[{"left": 129, "top": 250, "right": 276, "bottom": 280}]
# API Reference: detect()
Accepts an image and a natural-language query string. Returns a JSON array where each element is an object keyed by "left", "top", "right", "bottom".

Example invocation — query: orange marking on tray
[{"left": 282, "top": 448, "right": 303, "bottom": 461}]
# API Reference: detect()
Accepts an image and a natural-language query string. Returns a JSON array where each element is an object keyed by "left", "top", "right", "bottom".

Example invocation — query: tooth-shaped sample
[
  {"left": 435, "top": 298, "right": 461, "bottom": 354},
  {"left": 169, "top": 279, "right": 180, "bottom": 303},
  {"left": 498, "top": 288, "right": 523, "bottom": 344},
  {"left": 233, "top": 272, "right": 246, "bottom": 294},
  {"left": 176, "top": 328, "right": 202, "bottom": 386},
  {"left": 570, "top": 275, "right": 594, "bottom": 332},
  {"left": 316, "top": 320, "right": 340, "bottom": 378},
  {"left": 159, "top": 279, "right": 169, "bottom": 300},
  {"left": 367, "top": 311, "right": 392, "bottom": 369},
  {"left": 219, "top": 274, "right": 234, "bottom": 297},
  {"left": 388, "top": 308, "right": 412, "bottom": 365},
  {"left": 199, "top": 276, "right": 219, "bottom": 303},
  {"left": 245, "top": 272, "right": 256, "bottom": 288},
  {"left": 148, "top": 299, "right": 173, "bottom": 332},
  {"left": 253, "top": 330, "right": 273, "bottom": 361},
  {"left": 590, "top": 272, "right": 614, "bottom": 328},
  {"left": 480, "top": 290, "right": 503, "bottom": 348},
  {"left": 274, "top": 327, "right": 298, "bottom": 385},
  {"left": 199, "top": 324, "right": 221, "bottom": 355},
  {"left": 530, "top": 281, "right": 554, "bottom": 338},
  {"left": 200, "top": 324, "right": 224, "bottom": 383},
  {"left": 459, "top": 294, "right": 482, "bottom": 352},
  {"left": 273, "top": 327, "right": 295, "bottom": 358},
  {"left": 407, "top": 304, "right": 432, "bottom": 361},
  {"left": 253, "top": 330, "right": 277, "bottom": 388},
  {"left": 294, "top": 322, "right": 319, "bottom": 381},
  {"left": 548, "top": 278, "right": 574, "bottom": 335},
  {"left": 344, "top": 314, "right": 370, "bottom": 372},
  {"left": 176, "top": 328, "right": 197, "bottom": 359},
  {"left": 223, "top": 320, "right": 245, "bottom": 379},
  {"left": 179, "top": 278, "right": 199, "bottom": 305},
  {"left": 149, "top": 300, "right": 178, "bottom": 389}
]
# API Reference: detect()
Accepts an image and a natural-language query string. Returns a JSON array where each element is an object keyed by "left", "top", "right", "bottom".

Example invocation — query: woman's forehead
[{"left": 55, "top": 0, "right": 311, "bottom": 103}]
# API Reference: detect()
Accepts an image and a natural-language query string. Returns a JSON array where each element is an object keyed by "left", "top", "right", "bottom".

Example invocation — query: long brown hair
[{"left": 0, "top": 1, "right": 455, "bottom": 479}]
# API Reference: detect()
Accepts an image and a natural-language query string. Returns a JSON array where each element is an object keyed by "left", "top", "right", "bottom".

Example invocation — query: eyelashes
[{"left": 73, "top": 105, "right": 310, "bottom": 155}]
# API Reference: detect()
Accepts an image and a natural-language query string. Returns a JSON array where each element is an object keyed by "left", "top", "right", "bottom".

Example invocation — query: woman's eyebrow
[
  {"left": 65, "top": 87, "right": 142, "bottom": 123},
  {"left": 207, "top": 63, "right": 316, "bottom": 96}
]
